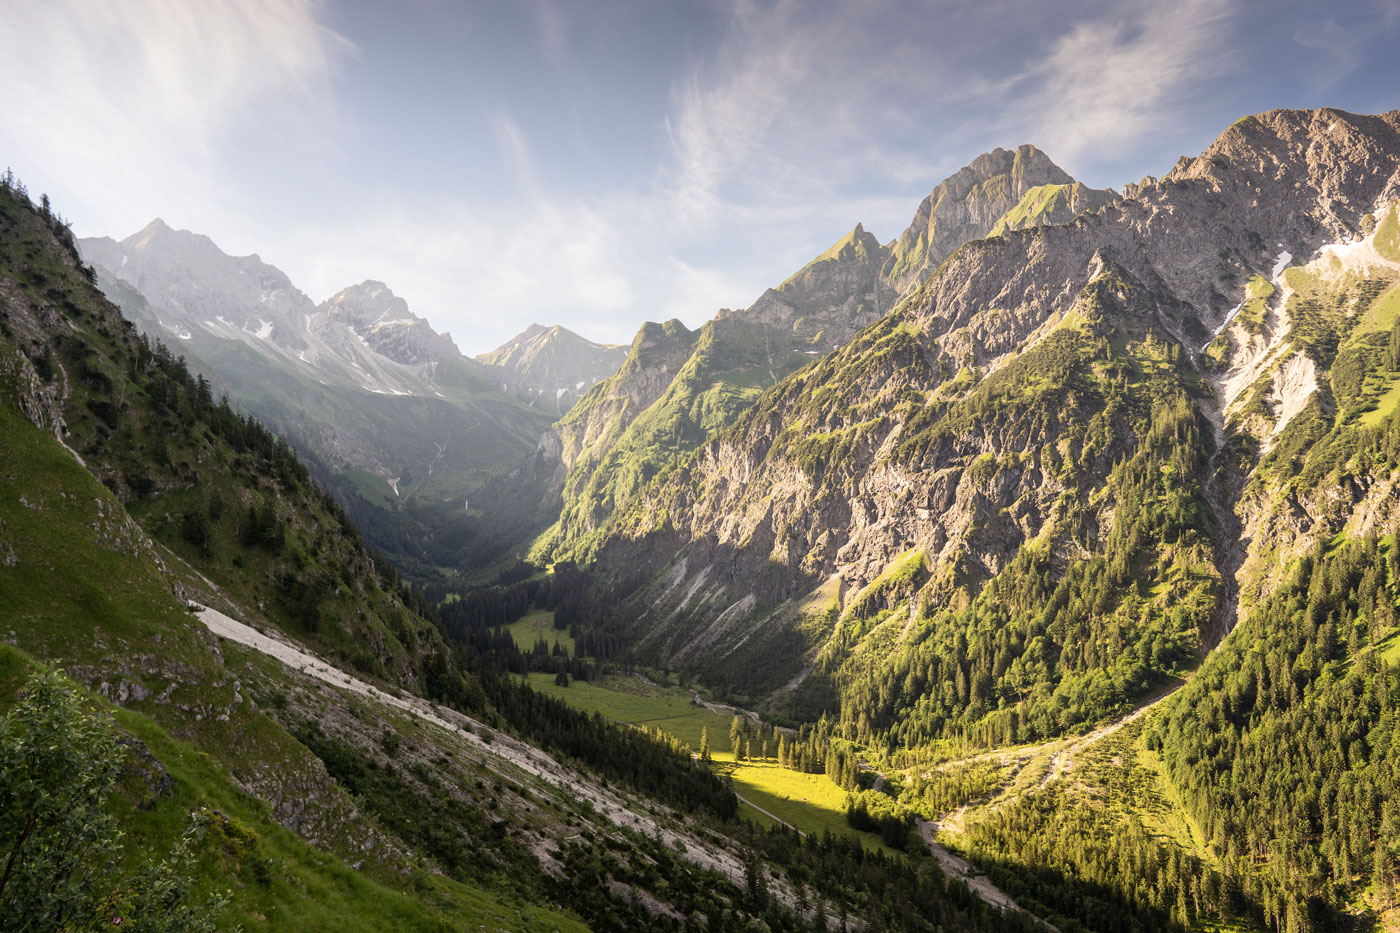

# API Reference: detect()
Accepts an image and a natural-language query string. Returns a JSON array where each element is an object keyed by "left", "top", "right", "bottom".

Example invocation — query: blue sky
[{"left": 1, "top": 0, "right": 1398, "bottom": 354}]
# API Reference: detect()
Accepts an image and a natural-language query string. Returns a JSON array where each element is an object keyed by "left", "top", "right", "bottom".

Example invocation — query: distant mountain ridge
[
  {"left": 81, "top": 219, "right": 460, "bottom": 397},
  {"left": 78, "top": 222, "right": 565, "bottom": 580},
  {"left": 477, "top": 323, "right": 628, "bottom": 414}
]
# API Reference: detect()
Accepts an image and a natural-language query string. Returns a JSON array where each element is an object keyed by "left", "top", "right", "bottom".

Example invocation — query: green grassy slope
[
  {"left": 547, "top": 315, "right": 812, "bottom": 563},
  {"left": 0, "top": 349, "right": 583, "bottom": 929}
]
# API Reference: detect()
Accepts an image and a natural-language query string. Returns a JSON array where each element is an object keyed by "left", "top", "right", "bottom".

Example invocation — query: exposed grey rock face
[
  {"left": 590, "top": 107, "right": 1400, "bottom": 696},
  {"left": 478, "top": 323, "right": 628, "bottom": 414},
  {"left": 882, "top": 145, "right": 1085, "bottom": 293},
  {"left": 320, "top": 280, "right": 462, "bottom": 367},
  {"left": 79, "top": 222, "right": 457, "bottom": 397}
]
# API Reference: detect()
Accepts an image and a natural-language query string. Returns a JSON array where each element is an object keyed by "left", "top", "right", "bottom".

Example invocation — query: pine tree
[{"left": 700, "top": 727, "right": 711, "bottom": 763}]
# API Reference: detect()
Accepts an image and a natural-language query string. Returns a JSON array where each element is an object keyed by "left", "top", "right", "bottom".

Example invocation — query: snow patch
[
  {"left": 1202, "top": 302, "right": 1244, "bottom": 349},
  {"left": 119, "top": 253, "right": 128, "bottom": 267},
  {"left": 253, "top": 319, "right": 273, "bottom": 340},
  {"left": 1271, "top": 251, "right": 1292, "bottom": 283},
  {"left": 575, "top": 380, "right": 586, "bottom": 389},
  {"left": 556, "top": 387, "right": 568, "bottom": 400},
  {"left": 1320, "top": 238, "right": 1369, "bottom": 261}
]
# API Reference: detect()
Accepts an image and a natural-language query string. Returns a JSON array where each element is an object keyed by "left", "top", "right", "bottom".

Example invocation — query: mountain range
[
  {"left": 532, "top": 145, "right": 1118, "bottom": 564},
  {"left": 78, "top": 221, "right": 628, "bottom": 581},
  {"left": 5, "top": 106, "right": 1400, "bottom": 932}
]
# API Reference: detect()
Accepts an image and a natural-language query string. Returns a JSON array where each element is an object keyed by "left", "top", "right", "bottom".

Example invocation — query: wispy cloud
[
  {"left": 488, "top": 111, "right": 540, "bottom": 196},
  {"left": 661, "top": 0, "right": 986, "bottom": 230},
  {"left": 0, "top": 0, "right": 348, "bottom": 234},
  {"left": 1011, "top": 0, "right": 1238, "bottom": 163}
]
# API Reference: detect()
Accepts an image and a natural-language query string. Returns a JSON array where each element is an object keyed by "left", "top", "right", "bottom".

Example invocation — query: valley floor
[{"left": 522, "top": 664, "right": 1270, "bottom": 932}]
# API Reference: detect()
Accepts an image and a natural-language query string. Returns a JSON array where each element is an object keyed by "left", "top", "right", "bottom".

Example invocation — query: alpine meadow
[{"left": 3, "top": 2, "right": 1400, "bottom": 932}]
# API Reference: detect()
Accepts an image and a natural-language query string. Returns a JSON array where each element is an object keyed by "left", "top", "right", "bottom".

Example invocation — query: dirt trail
[
  {"left": 916, "top": 819, "right": 1035, "bottom": 917},
  {"left": 1038, "top": 680, "right": 1185, "bottom": 789},
  {"left": 736, "top": 793, "right": 804, "bottom": 835}
]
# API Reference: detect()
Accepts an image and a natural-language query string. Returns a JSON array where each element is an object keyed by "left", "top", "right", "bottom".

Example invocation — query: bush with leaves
[{"left": 0, "top": 668, "right": 228, "bottom": 931}]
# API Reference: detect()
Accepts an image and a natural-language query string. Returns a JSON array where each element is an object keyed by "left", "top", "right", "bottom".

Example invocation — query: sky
[{"left": 1, "top": 0, "right": 1398, "bottom": 355}]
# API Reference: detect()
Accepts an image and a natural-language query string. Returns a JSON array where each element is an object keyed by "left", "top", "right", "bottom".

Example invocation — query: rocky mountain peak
[
  {"left": 882, "top": 144, "right": 1091, "bottom": 293},
  {"left": 477, "top": 321, "right": 629, "bottom": 415},
  {"left": 323, "top": 280, "right": 412, "bottom": 324},
  {"left": 317, "top": 280, "right": 460, "bottom": 366},
  {"left": 122, "top": 217, "right": 241, "bottom": 266},
  {"left": 1164, "top": 109, "right": 1400, "bottom": 229}
]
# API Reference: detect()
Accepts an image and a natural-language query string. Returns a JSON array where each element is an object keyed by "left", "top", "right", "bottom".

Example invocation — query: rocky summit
[{"left": 477, "top": 322, "right": 629, "bottom": 414}]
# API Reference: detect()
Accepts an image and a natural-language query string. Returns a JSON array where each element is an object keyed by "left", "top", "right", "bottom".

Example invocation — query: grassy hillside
[
  {"left": 0, "top": 647, "right": 586, "bottom": 932},
  {"left": 0, "top": 334, "right": 585, "bottom": 928}
]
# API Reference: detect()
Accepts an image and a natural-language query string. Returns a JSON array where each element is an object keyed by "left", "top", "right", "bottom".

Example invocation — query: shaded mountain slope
[{"left": 80, "top": 224, "right": 553, "bottom": 581}]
